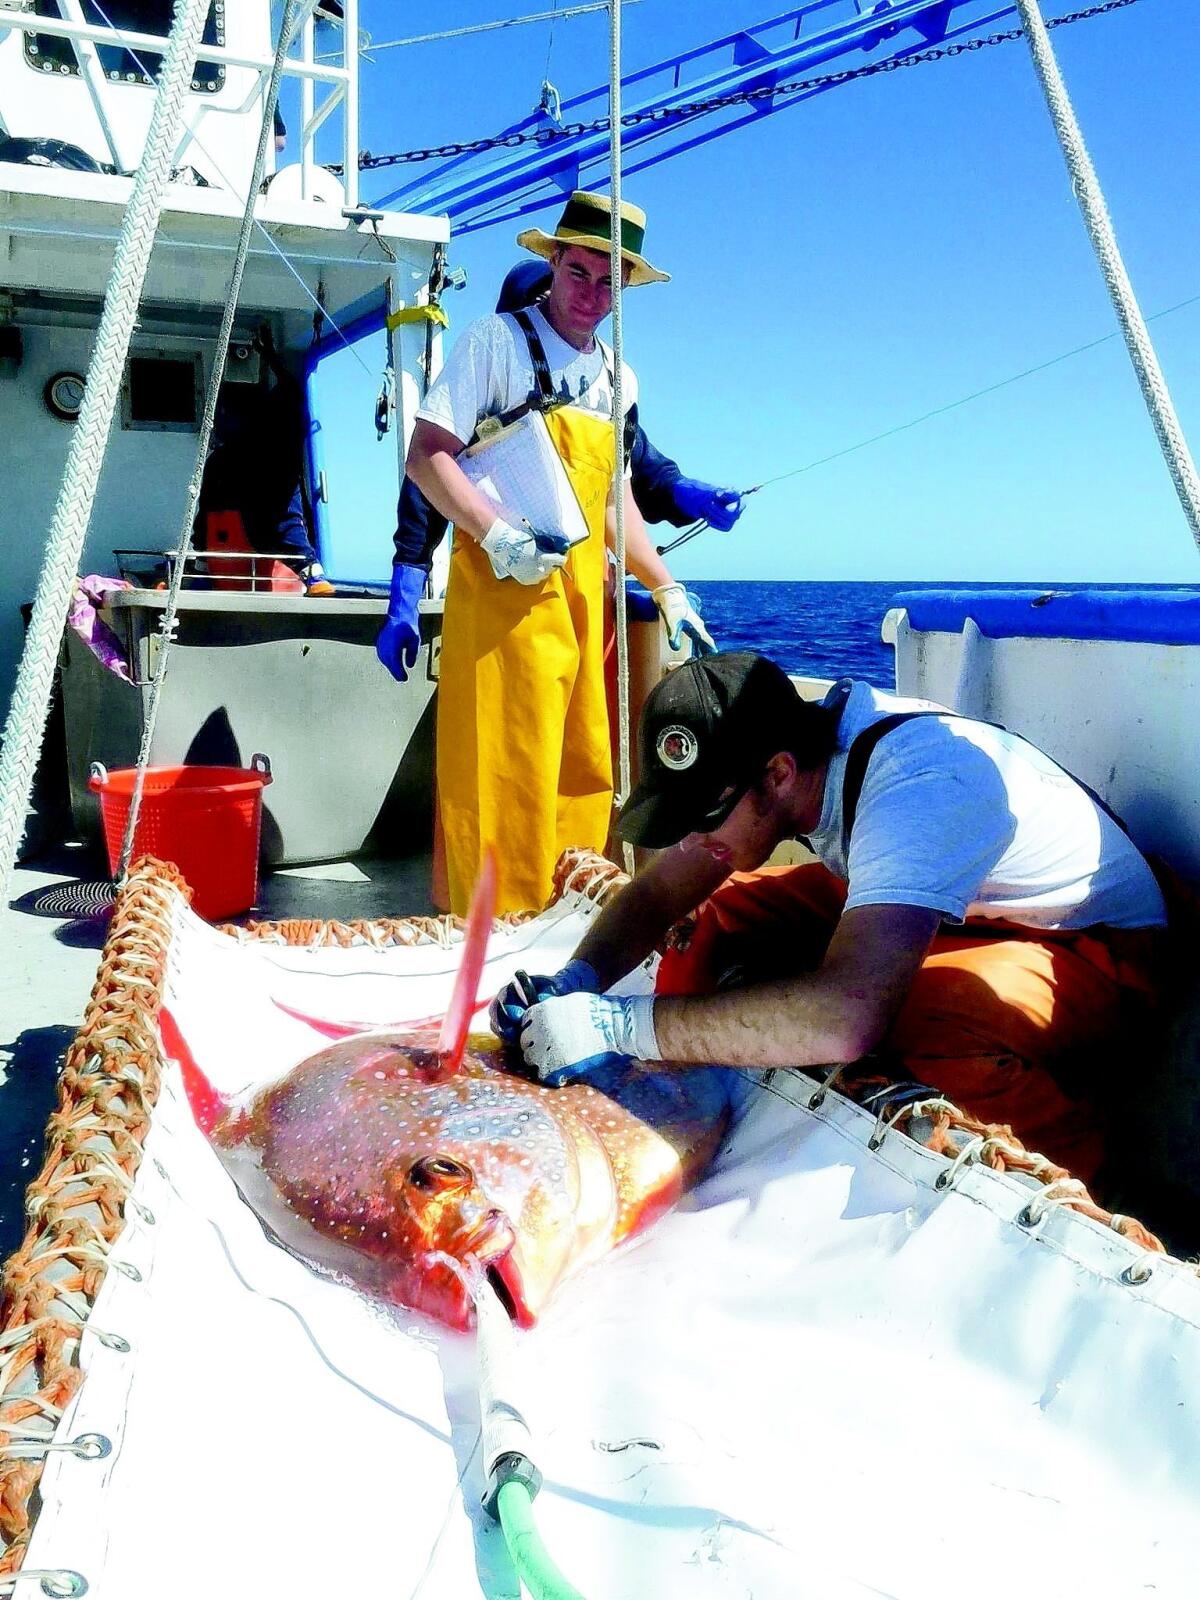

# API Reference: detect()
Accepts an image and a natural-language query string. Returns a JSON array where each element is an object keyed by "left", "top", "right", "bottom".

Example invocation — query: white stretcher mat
[{"left": 22, "top": 888, "right": 1200, "bottom": 1599}]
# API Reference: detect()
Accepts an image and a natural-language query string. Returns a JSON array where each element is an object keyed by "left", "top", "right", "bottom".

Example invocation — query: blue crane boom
[{"left": 372, "top": 0, "right": 1019, "bottom": 233}]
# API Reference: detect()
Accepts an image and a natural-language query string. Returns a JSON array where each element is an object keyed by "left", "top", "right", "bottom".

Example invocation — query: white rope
[
  {"left": 1015, "top": 0, "right": 1200, "bottom": 549},
  {"left": 607, "top": 0, "right": 634, "bottom": 876},
  {"left": 116, "top": 0, "right": 303, "bottom": 880},
  {"left": 0, "top": 0, "right": 211, "bottom": 911}
]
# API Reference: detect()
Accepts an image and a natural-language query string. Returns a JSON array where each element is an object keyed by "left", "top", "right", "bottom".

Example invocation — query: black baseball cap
[{"left": 617, "top": 652, "right": 805, "bottom": 848}]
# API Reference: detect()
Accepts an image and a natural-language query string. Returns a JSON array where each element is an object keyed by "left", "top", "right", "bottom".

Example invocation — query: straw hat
[{"left": 516, "top": 190, "right": 670, "bottom": 287}]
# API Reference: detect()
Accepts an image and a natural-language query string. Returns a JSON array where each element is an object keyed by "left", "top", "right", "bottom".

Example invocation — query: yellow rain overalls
[{"left": 437, "top": 312, "right": 623, "bottom": 915}]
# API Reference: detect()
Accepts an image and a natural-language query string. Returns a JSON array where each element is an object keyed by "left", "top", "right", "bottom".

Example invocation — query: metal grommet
[
  {"left": 866, "top": 1129, "right": 886, "bottom": 1152},
  {"left": 808, "top": 1063, "right": 843, "bottom": 1111},
  {"left": 934, "top": 1168, "right": 953, "bottom": 1191},
  {"left": 111, "top": 1260, "right": 142, "bottom": 1282},
  {"left": 70, "top": 1433, "right": 112, "bottom": 1462},
  {"left": 41, "top": 1573, "right": 89, "bottom": 1599},
  {"left": 94, "top": 1330, "right": 131, "bottom": 1354},
  {"left": 1017, "top": 1201, "right": 1043, "bottom": 1229},
  {"left": 1121, "top": 1259, "right": 1154, "bottom": 1287}
]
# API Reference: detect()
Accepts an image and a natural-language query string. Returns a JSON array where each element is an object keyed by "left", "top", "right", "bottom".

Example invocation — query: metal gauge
[{"left": 44, "top": 371, "right": 86, "bottom": 421}]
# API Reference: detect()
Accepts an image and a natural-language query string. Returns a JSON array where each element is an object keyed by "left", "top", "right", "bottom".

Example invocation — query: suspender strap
[
  {"left": 840, "top": 714, "right": 931, "bottom": 857},
  {"left": 512, "top": 309, "right": 557, "bottom": 404},
  {"left": 839, "top": 711, "right": 1131, "bottom": 858},
  {"left": 512, "top": 308, "right": 636, "bottom": 454}
]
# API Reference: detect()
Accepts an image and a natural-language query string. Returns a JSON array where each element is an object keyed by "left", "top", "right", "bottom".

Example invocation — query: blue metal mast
[{"left": 372, "top": 0, "right": 1020, "bottom": 233}]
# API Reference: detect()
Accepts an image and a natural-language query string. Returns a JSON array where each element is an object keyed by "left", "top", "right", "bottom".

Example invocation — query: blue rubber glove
[
  {"left": 376, "top": 563, "right": 427, "bottom": 683},
  {"left": 489, "top": 957, "right": 601, "bottom": 1045},
  {"left": 671, "top": 477, "right": 744, "bottom": 533},
  {"left": 520, "top": 992, "right": 661, "bottom": 1087}
]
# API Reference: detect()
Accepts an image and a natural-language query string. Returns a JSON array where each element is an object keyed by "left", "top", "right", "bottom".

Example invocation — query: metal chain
[{"left": 339, "top": 0, "right": 1147, "bottom": 173}]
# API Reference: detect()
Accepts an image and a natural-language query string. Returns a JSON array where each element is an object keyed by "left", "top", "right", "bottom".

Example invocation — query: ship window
[
  {"left": 121, "top": 352, "right": 202, "bottom": 432},
  {"left": 24, "top": 1, "right": 226, "bottom": 95}
]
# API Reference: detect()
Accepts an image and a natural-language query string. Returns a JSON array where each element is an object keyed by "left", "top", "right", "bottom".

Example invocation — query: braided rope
[
  {"left": 118, "top": 0, "right": 303, "bottom": 880},
  {"left": 0, "top": 859, "right": 186, "bottom": 1576},
  {"left": 1015, "top": 0, "right": 1200, "bottom": 547},
  {"left": 845, "top": 1077, "right": 1165, "bottom": 1253},
  {"left": 0, "top": 0, "right": 212, "bottom": 911},
  {"left": 607, "top": 0, "right": 633, "bottom": 877}
]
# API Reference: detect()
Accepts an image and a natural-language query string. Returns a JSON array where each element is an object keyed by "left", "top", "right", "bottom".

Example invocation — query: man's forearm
[
  {"left": 572, "top": 846, "right": 728, "bottom": 991},
  {"left": 571, "top": 876, "right": 679, "bottom": 991},
  {"left": 652, "top": 977, "right": 864, "bottom": 1070},
  {"left": 609, "top": 483, "right": 673, "bottom": 591}
]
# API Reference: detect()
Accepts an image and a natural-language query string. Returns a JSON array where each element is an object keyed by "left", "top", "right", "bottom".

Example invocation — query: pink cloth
[{"left": 67, "top": 576, "right": 134, "bottom": 682}]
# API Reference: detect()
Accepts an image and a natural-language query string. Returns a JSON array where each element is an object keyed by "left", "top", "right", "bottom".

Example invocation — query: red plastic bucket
[{"left": 88, "top": 755, "right": 272, "bottom": 921}]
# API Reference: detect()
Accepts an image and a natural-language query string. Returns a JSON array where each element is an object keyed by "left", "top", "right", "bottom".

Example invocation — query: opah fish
[{"left": 171, "top": 1022, "right": 735, "bottom": 1330}]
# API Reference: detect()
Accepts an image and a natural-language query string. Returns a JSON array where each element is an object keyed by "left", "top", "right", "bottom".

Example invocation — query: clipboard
[{"left": 458, "top": 409, "right": 591, "bottom": 549}]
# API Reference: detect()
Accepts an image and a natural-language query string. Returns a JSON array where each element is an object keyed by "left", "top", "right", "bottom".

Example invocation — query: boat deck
[{"left": 1, "top": 840, "right": 437, "bottom": 1260}]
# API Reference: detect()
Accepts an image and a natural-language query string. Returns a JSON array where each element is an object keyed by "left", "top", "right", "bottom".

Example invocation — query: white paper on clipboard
[{"left": 458, "top": 409, "right": 590, "bottom": 548}]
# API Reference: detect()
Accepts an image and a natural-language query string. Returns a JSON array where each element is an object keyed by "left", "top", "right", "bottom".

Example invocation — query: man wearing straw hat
[{"left": 406, "top": 190, "right": 714, "bottom": 916}]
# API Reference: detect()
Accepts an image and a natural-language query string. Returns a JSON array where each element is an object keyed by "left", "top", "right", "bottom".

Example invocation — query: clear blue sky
[{"left": 334, "top": 0, "right": 1199, "bottom": 583}]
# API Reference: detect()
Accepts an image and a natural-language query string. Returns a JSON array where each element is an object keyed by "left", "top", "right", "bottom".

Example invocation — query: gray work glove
[{"left": 480, "top": 516, "right": 570, "bottom": 586}]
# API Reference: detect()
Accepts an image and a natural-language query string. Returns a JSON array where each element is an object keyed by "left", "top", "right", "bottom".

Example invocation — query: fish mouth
[
  {"left": 483, "top": 1251, "right": 531, "bottom": 1328},
  {"left": 467, "top": 1209, "right": 532, "bottom": 1328}
]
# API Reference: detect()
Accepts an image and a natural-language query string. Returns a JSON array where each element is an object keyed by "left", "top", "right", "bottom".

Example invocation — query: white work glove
[
  {"left": 519, "top": 992, "right": 661, "bottom": 1087},
  {"left": 480, "top": 516, "right": 570, "bottom": 586},
  {"left": 652, "top": 582, "right": 716, "bottom": 656}
]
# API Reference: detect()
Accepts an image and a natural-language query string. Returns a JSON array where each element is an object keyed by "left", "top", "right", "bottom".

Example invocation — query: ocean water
[
  {"left": 688, "top": 581, "right": 901, "bottom": 684},
  {"left": 685, "top": 580, "right": 1195, "bottom": 686}
]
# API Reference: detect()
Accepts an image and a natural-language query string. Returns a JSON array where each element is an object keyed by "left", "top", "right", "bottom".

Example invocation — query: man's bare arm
[
  {"left": 608, "top": 479, "right": 673, "bottom": 591},
  {"left": 571, "top": 844, "right": 729, "bottom": 991},
  {"left": 652, "top": 902, "right": 942, "bottom": 1068},
  {"left": 406, "top": 418, "right": 499, "bottom": 542}
]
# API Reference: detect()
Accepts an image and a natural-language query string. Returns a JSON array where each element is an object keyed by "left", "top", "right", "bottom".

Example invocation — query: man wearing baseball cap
[{"left": 495, "top": 651, "right": 1168, "bottom": 1184}]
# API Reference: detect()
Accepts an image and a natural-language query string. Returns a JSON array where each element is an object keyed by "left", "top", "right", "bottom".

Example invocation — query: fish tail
[{"left": 160, "top": 1007, "right": 232, "bottom": 1138}]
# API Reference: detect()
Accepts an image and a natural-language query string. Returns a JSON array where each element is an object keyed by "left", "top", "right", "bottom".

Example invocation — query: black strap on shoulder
[
  {"left": 839, "top": 710, "right": 1131, "bottom": 858},
  {"left": 512, "top": 309, "right": 557, "bottom": 404},
  {"left": 514, "top": 309, "right": 636, "bottom": 455},
  {"left": 840, "top": 714, "right": 934, "bottom": 856},
  {"left": 465, "top": 309, "right": 566, "bottom": 446}
]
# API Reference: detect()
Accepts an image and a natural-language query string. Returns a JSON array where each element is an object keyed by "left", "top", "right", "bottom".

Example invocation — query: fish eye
[{"left": 408, "top": 1155, "right": 471, "bottom": 1191}]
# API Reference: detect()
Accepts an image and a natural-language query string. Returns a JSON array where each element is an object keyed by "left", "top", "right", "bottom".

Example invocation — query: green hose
[{"left": 495, "top": 1479, "right": 586, "bottom": 1600}]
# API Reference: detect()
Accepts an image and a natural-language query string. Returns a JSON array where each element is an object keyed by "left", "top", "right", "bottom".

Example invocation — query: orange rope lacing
[
  {"left": 0, "top": 856, "right": 186, "bottom": 1575},
  {"left": 893, "top": 1095, "right": 1166, "bottom": 1253}
]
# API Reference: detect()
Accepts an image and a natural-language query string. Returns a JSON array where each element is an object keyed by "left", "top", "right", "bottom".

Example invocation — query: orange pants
[{"left": 656, "top": 863, "right": 1163, "bottom": 1184}]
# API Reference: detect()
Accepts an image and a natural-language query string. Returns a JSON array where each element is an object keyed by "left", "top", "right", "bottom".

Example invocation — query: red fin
[
  {"left": 160, "top": 1007, "right": 229, "bottom": 1137},
  {"left": 438, "top": 845, "right": 498, "bottom": 1076}
]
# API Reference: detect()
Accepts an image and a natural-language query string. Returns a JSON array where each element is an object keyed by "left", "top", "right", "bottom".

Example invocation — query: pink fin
[
  {"left": 161, "top": 1007, "right": 229, "bottom": 1137},
  {"left": 438, "top": 845, "right": 498, "bottom": 1076}
]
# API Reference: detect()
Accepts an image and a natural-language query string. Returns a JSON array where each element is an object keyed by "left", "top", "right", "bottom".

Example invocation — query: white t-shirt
[
  {"left": 804, "top": 682, "right": 1166, "bottom": 930},
  {"left": 416, "top": 305, "right": 638, "bottom": 447}
]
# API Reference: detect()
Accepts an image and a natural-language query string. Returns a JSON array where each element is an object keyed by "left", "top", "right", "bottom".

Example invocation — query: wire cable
[
  {"left": 116, "top": 0, "right": 303, "bottom": 881},
  {"left": 608, "top": 0, "right": 634, "bottom": 880}
]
